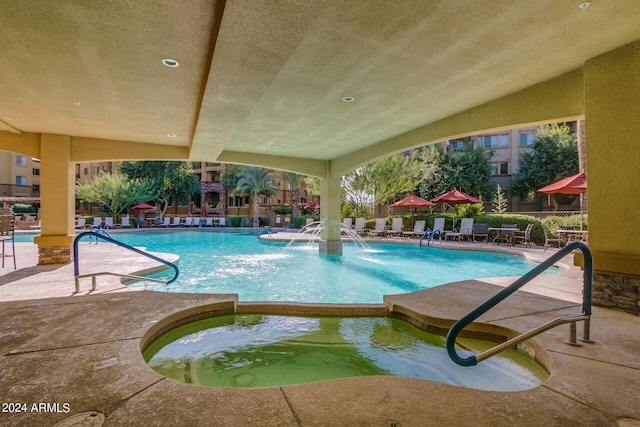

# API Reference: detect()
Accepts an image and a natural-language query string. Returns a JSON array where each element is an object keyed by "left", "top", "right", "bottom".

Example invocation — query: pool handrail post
[{"left": 445, "top": 241, "right": 593, "bottom": 367}]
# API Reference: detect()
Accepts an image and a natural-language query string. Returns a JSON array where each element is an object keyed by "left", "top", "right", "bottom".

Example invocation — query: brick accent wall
[
  {"left": 593, "top": 271, "right": 640, "bottom": 316},
  {"left": 38, "top": 245, "right": 71, "bottom": 265}
]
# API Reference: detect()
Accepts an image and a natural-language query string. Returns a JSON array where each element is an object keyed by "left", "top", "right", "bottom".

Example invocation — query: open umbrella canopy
[
  {"left": 538, "top": 171, "right": 587, "bottom": 195},
  {"left": 391, "top": 194, "right": 435, "bottom": 207},
  {"left": 304, "top": 202, "right": 320, "bottom": 209},
  {"left": 132, "top": 203, "right": 155, "bottom": 210},
  {"left": 431, "top": 190, "right": 481, "bottom": 205}
]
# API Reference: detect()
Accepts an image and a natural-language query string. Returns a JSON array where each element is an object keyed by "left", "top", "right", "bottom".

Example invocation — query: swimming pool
[{"left": 84, "top": 230, "right": 552, "bottom": 304}]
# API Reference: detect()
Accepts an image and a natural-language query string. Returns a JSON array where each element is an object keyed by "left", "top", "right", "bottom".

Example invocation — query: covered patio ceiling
[{"left": 1, "top": 1, "right": 639, "bottom": 175}]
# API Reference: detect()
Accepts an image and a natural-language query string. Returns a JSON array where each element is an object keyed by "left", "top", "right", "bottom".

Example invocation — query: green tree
[
  {"left": 342, "top": 167, "right": 375, "bottom": 218},
  {"left": 233, "top": 167, "right": 277, "bottom": 227},
  {"left": 120, "top": 161, "right": 201, "bottom": 217},
  {"left": 511, "top": 123, "right": 578, "bottom": 199},
  {"left": 280, "top": 171, "right": 305, "bottom": 217},
  {"left": 369, "top": 154, "right": 421, "bottom": 214},
  {"left": 418, "top": 145, "right": 493, "bottom": 200},
  {"left": 75, "top": 172, "right": 155, "bottom": 217}
]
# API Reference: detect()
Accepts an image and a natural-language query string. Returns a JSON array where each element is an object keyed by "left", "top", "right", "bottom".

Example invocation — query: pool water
[
  {"left": 143, "top": 314, "right": 549, "bottom": 391},
  {"left": 90, "top": 230, "right": 552, "bottom": 303}
]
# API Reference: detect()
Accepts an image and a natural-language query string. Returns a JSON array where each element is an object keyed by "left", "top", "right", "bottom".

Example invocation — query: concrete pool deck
[{"left": 0, "top": 237, "right": 639, "bottom": 426}]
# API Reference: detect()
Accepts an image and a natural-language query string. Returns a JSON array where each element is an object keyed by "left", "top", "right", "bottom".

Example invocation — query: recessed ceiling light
[
  {"left": 162, "top": 58, "right": 180, "bottom": 68},
  {"left": 74, "top": 101, "right": 81, "bottom": 106},
  {"left": 342, "top": 96, "right": 355, "bottom": 103},
  {"left": 167, "top": 133, "right": 177, "bottom": 138},
  {"left": 3, "top": 116, "right": 18, "bottom": 121},
  {"left": 273, "top": 145, "right": 282, "bottom": 150},
  {"left": 578, "top": 2, "right": 590, "bottom": 10}
]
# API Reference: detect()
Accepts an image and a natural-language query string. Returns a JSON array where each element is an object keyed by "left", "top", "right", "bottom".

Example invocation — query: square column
[
  {"left": 583, "top": 41, "right": 640, "bottom": 314},
  {"left": 33, "top": 134, "right": 75, "bottom": 264},
  {"left": 319, "top": 175, "right": 342, "bottom": 255}
]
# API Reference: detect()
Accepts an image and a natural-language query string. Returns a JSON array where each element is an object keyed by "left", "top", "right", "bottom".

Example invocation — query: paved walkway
[{"left": 0, "top": 237, "right": 639, "bottom": 426}]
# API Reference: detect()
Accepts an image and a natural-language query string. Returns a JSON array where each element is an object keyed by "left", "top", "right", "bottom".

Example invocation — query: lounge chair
[
  {"left": 367, "top": 218, "right": 387, "bottom": 236},
  {"left": 386, "top": 217, "right": 403, "bottom": 237},
  {"left": 104, "top": 217, "right": 115, "bottom": 228},
  {"left": 354, "top": 218, "right": 366, "bottom": 235},
  {"left": 29, "top": 219, "right": 41, "bottom": 230},
  {"left": 156, "top": 217, "right": 169, "bottom": 227},
  {"left": 542, "top": 224, "right": 564, "bottom": 250},
  {"left": 121, "top": 216, "right": 132, "bottom": 228},
  {"left": 424, "top": 217, "right": 445, "bottom": 242},
  {"left": 218, "top": 217, "right": 226, "bottom": 227},
  {"left": 75, "top": 218, "right": 87, "bottom": 229},
  {"left": 513, "top": 223, "right": 534, "bottom": 247},
  {"left": 92, "top": 217, "right": 102, "bottom": 229},
  {"left": 170, "top": 217, "right": 181, "bottom": 227},
  {"left": 204, "top": 218, "right": 213, "bottom": 227},
  {"left": 343, "top": 217, "right": 353, "bottom": 229},
  {"left": 447, "top": 217, "right": 474, "bottom": 241},
  {"left": 402, "top": 220, "right": 426, "bottom": 238},
  {"left": 183, "top": 217, "right": 193, "bottom": 227},
  {"left": 472, "top": 223, "right": 489, "bottom": 243}
]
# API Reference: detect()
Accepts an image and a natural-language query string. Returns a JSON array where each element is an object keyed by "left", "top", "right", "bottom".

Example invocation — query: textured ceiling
[{"left": 1, "top": 0, "right": 640, "bottom": 164}]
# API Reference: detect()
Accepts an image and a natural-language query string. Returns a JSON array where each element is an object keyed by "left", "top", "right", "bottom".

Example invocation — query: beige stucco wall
[{"left": 584, "top": 41, "right": 640, "bottom": 276}]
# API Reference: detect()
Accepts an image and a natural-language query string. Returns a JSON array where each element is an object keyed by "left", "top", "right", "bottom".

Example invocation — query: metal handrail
[
  {"left": 73, "top": 231, "right": 179, "bottom": 292},
  {"left": 446, "top": 241, "right": 593, "bottom": 366},
  {"left": 419, "top": 229, "right": 442, "bottom": 247}
]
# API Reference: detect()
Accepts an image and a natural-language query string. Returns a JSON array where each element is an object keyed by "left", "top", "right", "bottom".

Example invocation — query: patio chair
[
  {"left": 402, "top": 220, "right": 426, "bottom": 238},
  {"left": 472, "top": 223, "right": 489, "bottom": 243},
  {"left": 104, "top": 217, "right": 115, "bottom": 228},
  {"left": 354, "top": 218, "right": 366, "bottom": 235},
  {"left": 121, "top": 216, "right": 132, "bottom": 228},
  {"left": 542, "top": 224, "right": 564, "bottom": 250},
  {"left": 204, "top": 218, "right": 213, "bottom": 227},
  {"left": 343, "top": 217, "right": 353, "bottom": 229},
  {"left": 0, "top": 214, "right": 16, "bottom": 269},
  {"left": 218, "top": 217, "right": 226, "bottom": 227},
  {"left": 386, "top": 217, "right": 403, "bottom": 237},
  {"left": 158, "top": 217, "right": 170, "bottom": 227},
  {"left": 170, "top": 217, "right": 182, "bottom": 227},
  {"left": 75, "top": 218, "right": 87, "bottom": 229},
  {"left": 184, "top": 217, "right": 193, "bottom": 227},
  {"left": 447, "top": 217, "right": 474, "bottom": 241},
  {"left": 367, "top": 218, "right": 387, "bottom": 236},
  {"left": 513, "top": 223, "right": 534, "bottom": 247},
  {"left": 91, "top": 217, "right": 103, "bottom": 229}
]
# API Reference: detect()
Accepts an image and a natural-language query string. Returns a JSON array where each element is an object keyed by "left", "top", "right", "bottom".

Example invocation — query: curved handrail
[
  {"left": 419, "top": 229, "right": 442, "bottom": 247},
  {"left": 73, "top": 231, "right": 179, "bottom": 284},
  {"left": 446, "top": 241, "right": 592, "bottom": 366}
]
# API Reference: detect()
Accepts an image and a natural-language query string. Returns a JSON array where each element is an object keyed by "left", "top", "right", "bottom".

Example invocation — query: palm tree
[
  {"left": 279, "top": 171, "right": 304, "bottom": 217},
  {"left": 233, "top": 167, "right": 277, "bottom": 227}
]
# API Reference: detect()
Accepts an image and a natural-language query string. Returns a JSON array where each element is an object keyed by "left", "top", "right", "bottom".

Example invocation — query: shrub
[
  {"left": 10, "top": 203, "right": 36, "bottom": 213},
  {"left": 273, "top": 207, "right": 292, "bottom": 215},
  {"left": 259, "top": 217, "right": 269, "bottom": 227},
  {"left": 292, "top": 216, "right": 308, "bottom": 228},
  {"left": 229, "top": 216, "right": 242, "bottom": 227}
]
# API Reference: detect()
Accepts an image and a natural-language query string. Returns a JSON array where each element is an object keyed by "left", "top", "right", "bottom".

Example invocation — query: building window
[
  {"left": 16, "top": 155, "right": 27, "bottom": 166},
  {"left": 449, "top": 140, "right": 465, "bottom": 151},
  {"left": 32, "top": 184, "right": 40, "bottom": 192},
  {"left": 16, "top": 176, "right": 27, "bottom": 185},
  {"left": 84, "top": 168, "right": 89, "bottom": 175},
  {"left": 490, "top": 163, "right": 509, "bottom": 176},
  {"left": 32, "top": 168, "right": 40, "bottom": 175},
  {"left": 519, "top": 132, "right": 535, "bottom": 146},
  {"left": 479, "top": 135, "right": 508, "bottom": 149}
]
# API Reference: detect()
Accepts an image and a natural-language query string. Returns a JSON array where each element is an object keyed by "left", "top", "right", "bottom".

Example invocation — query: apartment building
[{"left": 0, "top": 151, "right": 41, "bottom": 200}]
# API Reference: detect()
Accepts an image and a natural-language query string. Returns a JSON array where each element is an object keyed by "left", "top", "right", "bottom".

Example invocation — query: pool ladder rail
[
  {"left": 73, "top": 231, "right": 179, "bottom": 293},
  {"left": 446, "top": 241, "right": 594, "bottom": 367},
  {"left": 419, "top": 228, "right": 442, "bottom": 247}
]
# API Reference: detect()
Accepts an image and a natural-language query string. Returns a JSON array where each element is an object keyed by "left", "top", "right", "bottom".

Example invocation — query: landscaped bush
[
  {"left": 292, "top": 216, "right": 308, "bottom": 228},
  {"left": 259, "top": 216, "right": 269, "bottom": 227},
  {"left": 229, "top": 216, "right": 242, "bottom": 227},
  {"left": 273, "top": 207, "right": 292, "bottom": 215},
  {"left": 10, "top": 203, "right": 36, "bottom": 213}
]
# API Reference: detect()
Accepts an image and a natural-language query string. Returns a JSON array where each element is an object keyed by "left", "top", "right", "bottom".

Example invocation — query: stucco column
[
  {"left": 581, "top": 41, "right": 640, "bottom": 315},
  {"left": 318, "top": 175, "right": 342, "bottom": 255},
  {"left": 33, "top": 134, "right": 75, "bottom": 264}
]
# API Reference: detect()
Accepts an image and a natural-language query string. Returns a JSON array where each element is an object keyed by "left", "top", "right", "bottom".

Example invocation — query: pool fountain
[{"left": 284, "top": 221, "right": 370, "bottom": 250}]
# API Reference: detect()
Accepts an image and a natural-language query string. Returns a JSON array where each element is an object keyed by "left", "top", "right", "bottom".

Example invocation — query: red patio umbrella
[
  {"left": 132, "top": 203, "right": 155, "bottom": 210},
  {"left": 391, "top": 194, "right": 435, "bottom": 227},
  {"left": 538, "top": 171, "right": 587, "bottom": 229},
  {"left": 431, "top": 189, "right": 481, "bottom": 205},
  {"left": 304, "top": 201, "right": 320, "bottom": 209},
  {"left": 537, "top": 171, "right": 586, "bottom": 195}
]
